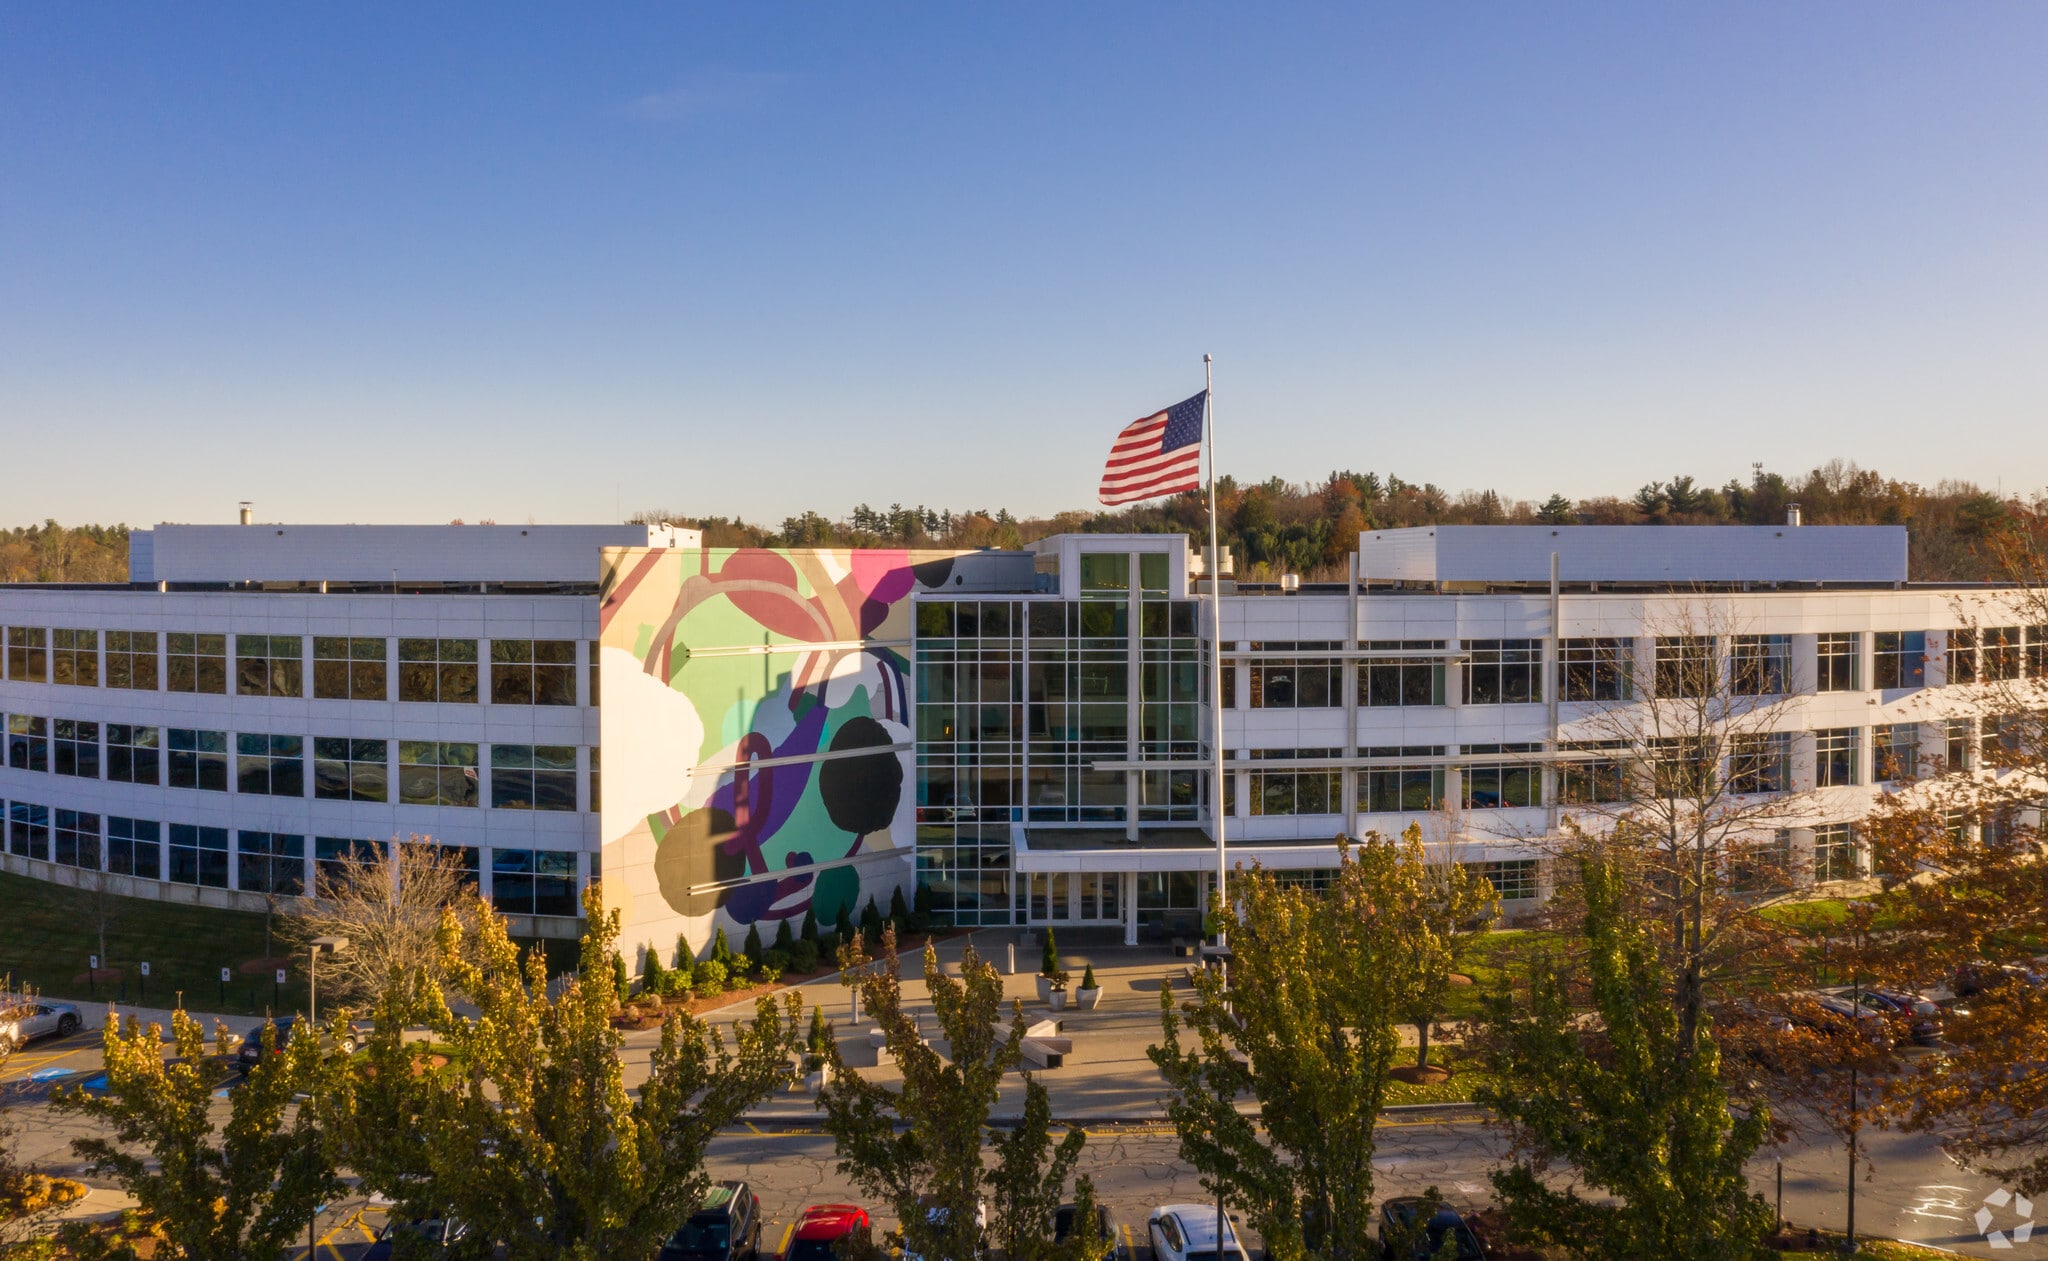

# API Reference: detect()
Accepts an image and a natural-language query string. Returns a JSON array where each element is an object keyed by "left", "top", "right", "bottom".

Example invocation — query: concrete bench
[{"left": 1020, "top": 1018, "right": 1070, "bottom": 1070}]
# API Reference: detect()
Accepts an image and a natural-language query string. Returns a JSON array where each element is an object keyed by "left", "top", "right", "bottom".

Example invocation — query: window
[
  {"left": 1731, "top": 635, "right": 1790, "bottom": 696},
  {"left": 107, "top": 818, "right": 161, "bottom": 880},
  {"left": 313, "top": 838, "right": 387, "bottom": 892},
  {"left": 1558, "top": 745, "right": 1626, "bottom": 804},
  {"left": 1943, "top": 719, "right": 1972, "bottom": 773},
  {"left": 1728, "top": 732, "right": 1790, "bottom": 795},
  {"left": 312, "top": 637, "right": 388, "bottom": 700},
  {"left": 1814, "top": 728, "right": 1861, "bottom": 788},
  {"left": 398, "top": 741, "right": 479, "bottom": 806},
  {"left": 1816, "top": 632, "right": 1860, "bottom": 692},
  {"left": 237, "top": 832, "right": 304, "bottom": 896},
  {"left": 167, "top": 728, "right": 229, "bottom": 792},
  {"left": 168, "top": 824, "right": 229, "bottom": 888},
  {"left": 1464, "top": 640, "right": 1541, "bottom": 704},
  {"left": 1947, "top": 629, "right": 1979, "bottom": 685},
  {"left": 236, "top": 733, "right": 304, "bottom": 797},
  {"left": 106, "top": 631, "right": 158, "bottom": 691},
  {"left": 1559, "top": 638, "right": 1631, "bottom": 701},
  {"left": 53, "top": 719, "right": 99, "bottom": 778},
  {"left": 5, "top": 628, "right": 48, "bottom": 682},
  {"left": 236, "top": 634, "right": 303, "bottom": 697},
  {"left": 1873, "top": 631, "right": 1926, "bottom": 689},
  {"left": 1873, "top": 724, "right": 1919, "bottom": 783},
  {"left": 51, "top": 629, "right": 98, "bottom": 686},
  {"left": 399, "top": 638, "right": 479, "bottom": 703},
  {"left": 490, "top": 744, "right": 578, "bottom": 811},
  {"left": 589, "top": 747, "right": 600, "bottom": 812},
  {"left": 1249, "top": 765, "right": 1343, "bottom": 816},
  {"left": 1359, "top": 642, "right": 1445, "bottom": 707},
  {"left": 54, "top": 810, "right": 99, "bottom": 870},
  {"left": 1729, "top": 831, "right": 1795, "bottom": 893},
  {"left": 1358, "top": 760, "right": 1446, "bottom": 815},
  {"left": 1247, "top": 643, "right": 1340, "bottom": 708},
  {"left": 7, "top": 715, "right": 48, "bottom": 772},
  {"left": 1982, "top": 626, "right": 2023, "bottom": 682},
  {"left": 106, "top": 724, "right": 160, "bottom": 785},
  {"left": 1648, "top": 736, "right": 1715, "bottom": 798},
  {"left": 491, "top": 849, "right": 578, "bottom": 917},
  {"left": 7, "top": 803, "right": 50, "bottom": 861},
  {"left": 1814, "top": 823, "right": 1863, "bottom": 882},
  {"left": 166, "top": 633, "right": 228, "bottom": 694},
  {"left": 489, "top": 639, "right": 577, "bottom": 706},
  {"left": 1464, "top": 859, "right": 1540, "bottom": 901},
  {"left": 1462, "top": 746, "right": 1543, "bottom": 809},
  {"left": 1653, "top": 637, "right": 1714, "bottom": 699},
  {"left": 313, "top": 738, "right": 388, "bottom": 802},
  {"left": 1077, "top": 553, "right": 1129, "bottom": 590},
  {"left": 589, "top": 648, "right": 600, "bottom": 707}
]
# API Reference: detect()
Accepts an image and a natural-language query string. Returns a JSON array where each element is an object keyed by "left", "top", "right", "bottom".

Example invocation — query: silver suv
[{"left": 0, "top": 1000, "right": 83, "bottom": 1052}]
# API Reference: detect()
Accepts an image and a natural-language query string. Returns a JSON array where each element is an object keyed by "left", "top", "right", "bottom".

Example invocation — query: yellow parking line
[{"left": 776, "top": 1223, "right": 794, "bottom": 1258}]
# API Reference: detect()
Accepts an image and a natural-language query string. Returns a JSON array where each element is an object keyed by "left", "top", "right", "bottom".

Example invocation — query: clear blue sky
[{"left": 4, "top": 5, "right": 2045, "bottom": 527}]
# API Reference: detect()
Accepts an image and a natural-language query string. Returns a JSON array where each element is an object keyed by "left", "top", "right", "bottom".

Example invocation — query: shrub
[
  {"left": 761, "top": 948, "right": 791, "bottom": 977},
  {"left": 808, "top": 1005, "right": 833, "bottom": 1055},
  {"left": 1041, "top": 928, "right": 1059, "bottom": 977},
  {"left": 610, "top": 952, "right": 629, "bottom": 996},
  {"left": 693, "top": 959, "right": 728, "bottom": 997},
  {"left": 773, "top": 918, "right": 796, "bottom": 953},
  {"left": 656, "top": 969, "right": 690, "bottom": 999},
  {"left": 1081, "top": 964, "right": 1098, "bottom": 991},
  {"left": 742, "top": 923, "right": 765, "bottom": 968},
  {"left": 912, "top": 882, "right": 934, "bottom": 934},
  {"left": 670, "top": 951, "right": 695, "bottom": 992},
  {"left": 834, "top": 903, "right": 855, "bottom": 944},
  {"left": 888, "top": 886, "right": 910, "bottom": 929},
  {"left": 859, "top": 896, "right": 883, "bottom": 943},
  {"left": 790, "top": 939, "right": 821, "bottom": 974},
  {"left": 818, "top": 932, "right": 839, "bottom": 964},
  {"left": 710, "top": 926, "right": 736, "bottom": 969},
  {"left": 801, "top": 906, "right": 820, "bottom": 943},
  {"left": 754, "top": 963, "right": 783, "bottom": 987},
  {"left": 642, "top": 942, "right": 667, "bottom": 993}
]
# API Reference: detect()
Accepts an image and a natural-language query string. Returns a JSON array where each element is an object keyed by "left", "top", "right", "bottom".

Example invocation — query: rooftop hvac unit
[{"left": 1279, "top": 573, "right": 1301, "bottom": 593}]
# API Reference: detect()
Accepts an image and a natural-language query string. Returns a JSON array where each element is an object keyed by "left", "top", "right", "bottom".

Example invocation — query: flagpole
[{"left": 1203, "top": 353, "right": 1226, "bottom": 924}]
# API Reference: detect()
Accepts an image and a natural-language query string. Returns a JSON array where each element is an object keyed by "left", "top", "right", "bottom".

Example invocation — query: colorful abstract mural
[{"left": 597, "top": 547, "right": 968, "bottom": 949}]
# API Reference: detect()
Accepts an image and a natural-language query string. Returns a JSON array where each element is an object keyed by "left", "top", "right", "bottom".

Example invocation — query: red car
[{"left": 782, "top": 1205, "right": 869, "bottom": 1261}]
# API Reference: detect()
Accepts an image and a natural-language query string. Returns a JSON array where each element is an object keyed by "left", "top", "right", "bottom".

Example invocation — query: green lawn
[{"left": 0, "top": 871, "right": 577, "bottom": 1018}]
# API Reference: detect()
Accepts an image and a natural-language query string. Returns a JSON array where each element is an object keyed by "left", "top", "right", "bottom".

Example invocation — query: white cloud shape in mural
[{"left": 598, "top": 643, "right": 706, "bottom": 845}]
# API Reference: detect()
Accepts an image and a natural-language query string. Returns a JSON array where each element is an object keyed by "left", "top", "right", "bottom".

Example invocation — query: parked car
[
  {"left": 1376, "top": 1197, "right": 1487, "bottom": 1261},
  {"left": 361, "top": 1216, "right": 466, "bottom": 1261},
  {"left": 1790, "top": 993, "right": 1893, "bottom": 1049},
  {"left": 235, "top": 1016, "right": 369, "bottom": 1070},
  {"left": 0, "top": 1000, "right": 82, "bottom": 1051},
  {"left": 659, "top": 1181, "right": 761, "bottom": 1261},
  {"left": 1147, "top": 1204, "right": 1250, "bottom": 1261},
  {"left": 782, "top": 1205, "right": 869, "bottom": 1261},
  {"left": 902, "top": 1195, "right": 986, "bottom": 1261},
  {"left": 1054, "top": 1201, "right": 1129, "bottom": 1261},
  {"left": 1954, "top": 962, "right": 2046, "bottom": 1000},
  {"left": 1852, "top": 989, "right": 1944, "bottom": 1047}
]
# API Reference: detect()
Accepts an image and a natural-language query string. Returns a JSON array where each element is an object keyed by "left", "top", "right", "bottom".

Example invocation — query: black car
[
  {"left": 362, "top": 1217, "right": 466, "bottom": 1261},
  {"left": 1853, "top": 990, "right": 1944, "bottom": 1047},
  {"left": 235, "top": 1017, "right": 367, "bottom": 1071},
  {"left": 659, "top": 1181, "right": 761, "bottom": 1261},
  {"left": 1054, "top": 1202, "right": 1129, "bottom": 1261},
  {"left": 1377, "top": 1197, "right": 1486, "bottom": 1261}
]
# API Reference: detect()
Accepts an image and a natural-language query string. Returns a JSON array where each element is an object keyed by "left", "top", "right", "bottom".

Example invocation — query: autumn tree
[
  {"left": 336, "top": 885, "right": 802, "bottom": 1261},
  {"left": 821, "top": 930, "right": 1083, "bottom": 1261},
  {"left": 53, "top": 1009, "right": 342, "bottom": 1261},
  {"left": 1150, "top": 833, "right": 1442, "bottom": 1261},
  {"left": 1856, "top": 535, "right": 2048, "bottom": 1193},
  {"left": 1475, "top": 849, "right": 1775, "bottom": 1259},
  {"left": 283, "top": 837, "right": 480, "bottom": 1008},
  {"left": 1398, "top": 818, "right": 1500, "bottom": 1069}
]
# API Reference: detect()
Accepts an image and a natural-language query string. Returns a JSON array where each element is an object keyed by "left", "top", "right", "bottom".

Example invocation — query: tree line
[{"left": 638, "top": 459, "right": 2045, "bottom": 583}]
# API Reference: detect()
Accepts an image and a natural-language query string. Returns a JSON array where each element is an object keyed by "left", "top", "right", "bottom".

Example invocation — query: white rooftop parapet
[
  {"left": 1356, "top": 525, "right": 1908, "bottom": 585},
  {"left": 131, "top": 523, "right": 696, "bottom": 584}
]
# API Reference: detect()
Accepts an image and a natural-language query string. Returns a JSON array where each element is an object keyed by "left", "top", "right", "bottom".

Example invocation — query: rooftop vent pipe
[
  {"left": 1280, "top": 573, "right": 1301, "bottom": 593},
  {"left": 238, "top": 502, "right": 253, "bottom": 526},
  {"left": 1786, "top": 503, "right": 1802, "bottom": 527}
]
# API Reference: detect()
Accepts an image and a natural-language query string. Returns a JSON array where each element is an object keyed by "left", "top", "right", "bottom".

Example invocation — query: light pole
[{"left": 305, "top": 935, "right": 349, "bottom": 1261}]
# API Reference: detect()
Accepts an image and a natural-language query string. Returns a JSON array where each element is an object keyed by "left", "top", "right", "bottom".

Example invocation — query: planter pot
[
  {"left": 1035, "top": 974, "right": 1054, "bottom": 1003},
  {"left": 1075, "top": 986, "right": 1102, "bottom": 1011},
  {"left": 1048, "top": 988, "right": 1070, "bottom": 1012}
]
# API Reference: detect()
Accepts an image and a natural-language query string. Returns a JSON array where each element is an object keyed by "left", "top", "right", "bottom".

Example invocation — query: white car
[
  {"left": 1147, "top": 1205, "right": 1249, "bottom": 1261},
  {"left": 0, "top": 1000, "right": 83, "bottom": 1051}
]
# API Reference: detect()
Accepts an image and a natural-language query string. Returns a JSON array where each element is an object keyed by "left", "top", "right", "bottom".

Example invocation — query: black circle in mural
[{"left": 818, "top": 716, "right": 901, "bottom": 836}]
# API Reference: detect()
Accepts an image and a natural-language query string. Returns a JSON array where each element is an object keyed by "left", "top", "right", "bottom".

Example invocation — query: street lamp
[{"left": 307, "top": 935, "right": 350, "bottom": 1027}]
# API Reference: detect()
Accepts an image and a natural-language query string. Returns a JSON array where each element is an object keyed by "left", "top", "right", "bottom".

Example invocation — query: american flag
[{"left": 1097, "top": 390, "right": 1208, "bottom": 506}]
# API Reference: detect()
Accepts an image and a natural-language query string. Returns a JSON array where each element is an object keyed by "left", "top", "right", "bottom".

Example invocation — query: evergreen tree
[
  {"left": 742, "top": 923, "right": 764, "bottom": 968},
  {"left": 888, "top": 886, "right": 910, "bottom": 929},
  {"left": 773, "top": 918, "right": 796, "bottom": 954},
  {"left": 835, "top": 903, "right": 855, "bottom": 945},
  {"left": 801, "top": 907, "right": 820, "bottom": 944},
  {"left": 642, "top": 942, "right": 667, "bottom": 993},
  {"left": 859, "top": 896, "right": 883, "bottom": 943},
  {"left": 1040, "top": 927, "right": 1059, "bottom": 978}
]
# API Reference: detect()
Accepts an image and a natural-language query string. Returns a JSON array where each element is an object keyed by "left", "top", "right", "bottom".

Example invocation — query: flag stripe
[{"left": 1097, "top": 390, "right": 1207, "bottom": 507}]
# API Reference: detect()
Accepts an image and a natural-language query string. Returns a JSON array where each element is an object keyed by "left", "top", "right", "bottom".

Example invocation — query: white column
[{"left": 1123, "top": 870, "right": 1138, "bottom": 946}]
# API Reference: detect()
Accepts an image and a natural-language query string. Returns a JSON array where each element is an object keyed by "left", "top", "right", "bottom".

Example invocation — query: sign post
[
  {"left": 139, "top": 961, "right": 150, "bottom": 1005},
  {"left": 219, "top": 967, "right": 230, "bottom": 1010},
  {"left": 273, "top": 968, "right": 286, "bottom": 1015},
  {"left": 88, "top": 955, "right": 99, "bottom": 1000}
]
